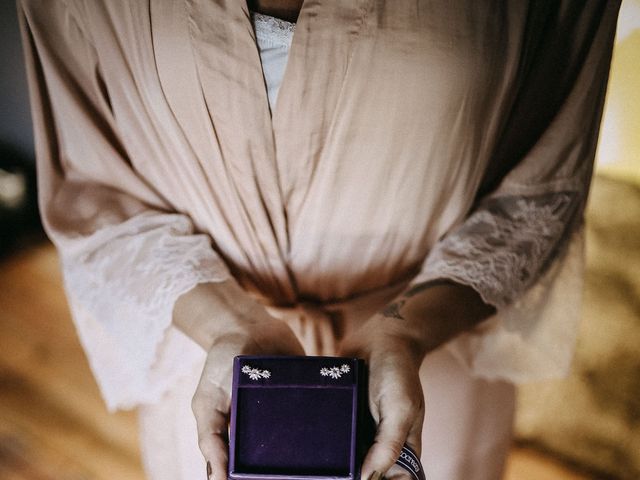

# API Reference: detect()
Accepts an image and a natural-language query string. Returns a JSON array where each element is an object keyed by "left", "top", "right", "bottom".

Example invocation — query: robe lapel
[
  {"left": 270, "top": 1, "right": 370, "bottom": 220},
  {"left": 150, "top": 0, "right": 294, "bottom": 300},
  {"left": 150, "top": 0, "right": 369, "bottom": 300},
  {"left": 184, "top": 0, "right": 276, "bottom": 172}
]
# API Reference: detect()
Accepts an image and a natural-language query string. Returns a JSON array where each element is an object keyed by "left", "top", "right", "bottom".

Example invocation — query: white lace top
[
  {"left": 18, "top": 1, "right": 620, "bottom": 410},
  {"left": 251, "top": 12, "right": 296, "bottom": 112}
]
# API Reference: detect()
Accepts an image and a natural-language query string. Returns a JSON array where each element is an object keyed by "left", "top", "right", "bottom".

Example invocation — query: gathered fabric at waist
[{"left": 246, "top": 277, "right": 411, "bottom": 356}]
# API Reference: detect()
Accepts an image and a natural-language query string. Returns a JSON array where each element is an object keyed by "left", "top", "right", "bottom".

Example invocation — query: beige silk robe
[{"left": 18, "top": 0, "right": 620, "bottom": 410}]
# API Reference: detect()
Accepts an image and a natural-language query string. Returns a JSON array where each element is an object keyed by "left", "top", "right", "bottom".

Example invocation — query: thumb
[{"left": 361, "top": 406, "right": 413, "bottom": 480}]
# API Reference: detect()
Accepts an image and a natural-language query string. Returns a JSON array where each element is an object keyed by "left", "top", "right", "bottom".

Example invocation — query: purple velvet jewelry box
[{"left": 228, "top": 356, "right": 375, "bottom": 480}]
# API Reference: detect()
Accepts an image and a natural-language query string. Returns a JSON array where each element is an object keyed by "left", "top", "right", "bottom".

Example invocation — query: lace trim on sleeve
[
  {"left": 444, "top": 226, "right": 586, "bottom": 383},
  {"left": 412, "top": 191, "right": 581, "bottom": 310},
  {"left": 60, "top": 212, "right": 231, "bottom": 410}
]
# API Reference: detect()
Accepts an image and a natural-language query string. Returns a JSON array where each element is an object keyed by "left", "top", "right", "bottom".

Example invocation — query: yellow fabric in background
[{"left": 596, "top": 0, "right": 640, "bottom": 185}]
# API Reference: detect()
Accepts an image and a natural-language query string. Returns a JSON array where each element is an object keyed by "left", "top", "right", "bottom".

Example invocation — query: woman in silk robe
[{"left": 17, "top": 1, "right": 621, "bottom": 479}]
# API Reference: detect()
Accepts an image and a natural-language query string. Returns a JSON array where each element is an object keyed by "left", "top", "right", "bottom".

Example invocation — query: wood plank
[
  {"left": 0, "top": 244, "right": 139, "bottom": 421},
  {"left": 0, "top": 371, "right": 143, "bottom": 479},
  {"left": 0, "top": 243, "right": 145, "bottom": 479}
]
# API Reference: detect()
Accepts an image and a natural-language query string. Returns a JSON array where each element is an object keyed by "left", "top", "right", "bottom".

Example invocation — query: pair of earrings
[{"left": 241, "top": 363, "right": 351, "bottom": 380}]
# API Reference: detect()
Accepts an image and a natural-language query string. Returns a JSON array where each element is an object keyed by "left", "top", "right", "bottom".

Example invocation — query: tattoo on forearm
[{"left": 381, "top": 299, "right": 406, "bottom": 320}]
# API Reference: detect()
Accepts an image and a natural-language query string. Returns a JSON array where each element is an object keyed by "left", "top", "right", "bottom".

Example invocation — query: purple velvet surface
[
  {"left": 229, "top": 356, "right": 363, "bottom": 480},
  {"left": 235, "top": 387, "right": 353, "bottom": 475}
]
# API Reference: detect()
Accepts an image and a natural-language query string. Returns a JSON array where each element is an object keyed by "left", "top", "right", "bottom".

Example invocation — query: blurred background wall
[
  {"left": 597, "top": 0, "right": 640, "bottom": 185},
  {"left": 516, "top": 2, "right": 640, "bottom": 478},
  {"left": 0, "top": 0, "right": 638, "bottom": 479},
  {"left": 1, "top": 0, "right": 41, "bottom": 257},
  {"left": 0, "top": 0, "right": 34, "bottom": 158}
]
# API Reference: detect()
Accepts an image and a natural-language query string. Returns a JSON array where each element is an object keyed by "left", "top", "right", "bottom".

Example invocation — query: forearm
[
  {"left": 172, "top": 279, "right": 268, "bottom": 350},
  {"left": 376, "top": 279, "right": 497, "bottom": 358}
]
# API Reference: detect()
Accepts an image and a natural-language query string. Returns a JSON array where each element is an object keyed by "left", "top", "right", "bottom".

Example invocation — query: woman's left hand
[
  {"left": 339, "top": 313, "right": 426, "bottom": 480},
  {"left": 339, "top": 280, "right": 496, "bottom": 480}
]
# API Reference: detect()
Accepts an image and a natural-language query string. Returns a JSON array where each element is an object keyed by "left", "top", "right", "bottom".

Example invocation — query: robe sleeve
[
  {"left": 408, "top": 1, "right": 621, "bottom": 382},
  {"left": 18, "top": 0, "right": 231, "bottom": 410}
]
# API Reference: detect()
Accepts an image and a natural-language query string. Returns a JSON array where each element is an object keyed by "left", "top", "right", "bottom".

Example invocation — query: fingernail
[
  {"left": 206, "top": 461, "right": 212, "bottom": 479},
  {"left": 368, "top": 470, "right": 382, "bottom": 480}
]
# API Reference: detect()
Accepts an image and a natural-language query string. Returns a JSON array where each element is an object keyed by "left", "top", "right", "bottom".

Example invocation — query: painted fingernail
[{"left": 206, "top": 461, "right": 212, "bottom": 479}]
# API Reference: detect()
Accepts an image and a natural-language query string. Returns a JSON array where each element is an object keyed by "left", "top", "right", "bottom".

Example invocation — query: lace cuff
[
  {"left": 408, "top": 191, "right": 587, "bottom": 383},
  {"left": 60, "top": 212, "right": 231, "bottom": 411},
  {"left": 444, "top": 226, "right": 585, "bottom": 383},
  {"left": 411, "top": 191, "right": 581, "bottom": 310}
]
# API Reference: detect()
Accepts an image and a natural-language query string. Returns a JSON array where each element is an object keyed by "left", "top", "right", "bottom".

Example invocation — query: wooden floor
[{"left": 0, "top": 243, "right": 594, "bottom": 479}]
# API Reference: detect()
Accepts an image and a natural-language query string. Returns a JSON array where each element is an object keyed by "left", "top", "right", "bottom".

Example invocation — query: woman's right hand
[{"left": 173, "top": 280, "right": 305, "bottom": 480}]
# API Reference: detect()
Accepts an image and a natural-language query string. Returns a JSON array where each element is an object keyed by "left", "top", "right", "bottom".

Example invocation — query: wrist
[
  {"left": 371, "top": 316, "right": 430, "bottom": 364},
  {"left": 377, "top": 279, "right": 496, "bottom": 354}
]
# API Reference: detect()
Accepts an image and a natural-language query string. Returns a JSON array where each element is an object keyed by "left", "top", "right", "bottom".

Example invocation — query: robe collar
[
  {"left": 150, "top": 0, "right": 368, "bottom": 298},
  {"left": 151, "top": 0, "right": 368, "bottom": 181}
]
